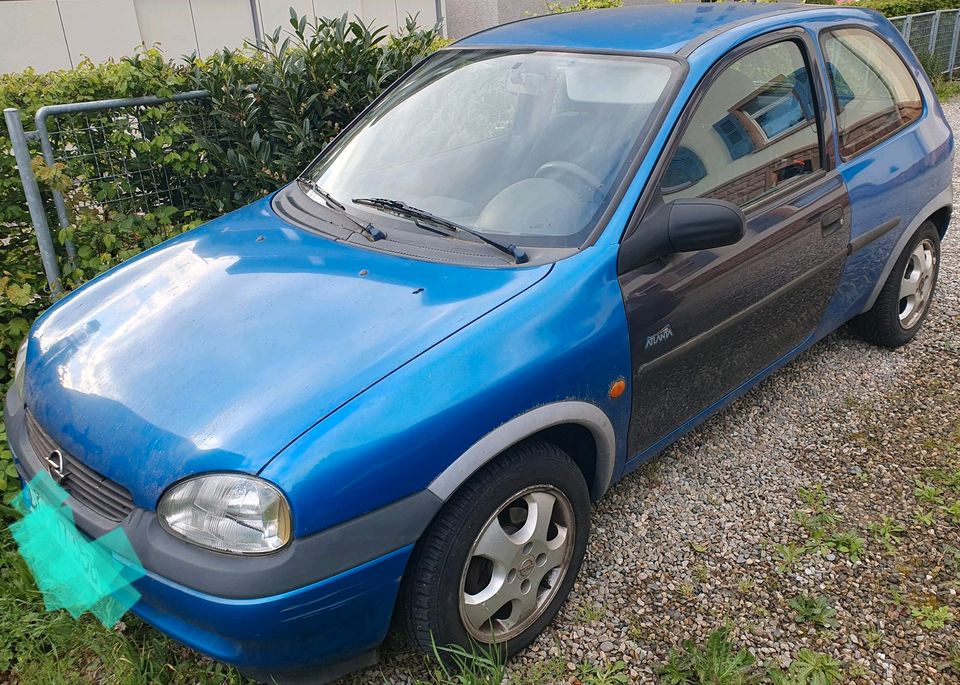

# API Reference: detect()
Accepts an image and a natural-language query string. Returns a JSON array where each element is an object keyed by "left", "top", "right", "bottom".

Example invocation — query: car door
[{"left": 618, "top": 30, "right": 851, "bottom": 459}]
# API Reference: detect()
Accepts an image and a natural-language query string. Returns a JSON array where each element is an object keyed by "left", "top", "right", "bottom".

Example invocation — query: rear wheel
[
  {"left": 398, "top": 441, "right": 590, "bottom": 657},
  {"left": 853, "top": 222, "right": 940, "bottom": 348}
]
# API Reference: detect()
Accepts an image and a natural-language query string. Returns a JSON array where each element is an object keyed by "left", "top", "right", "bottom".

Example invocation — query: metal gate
[{"left": 3, "top": 90, "right": 214, "bottom": 294}]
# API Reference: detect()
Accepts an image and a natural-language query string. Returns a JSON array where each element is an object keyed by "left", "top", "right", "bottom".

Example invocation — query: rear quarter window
[{"left": 820, "top": 27, "right": 923, "bottom": 159}]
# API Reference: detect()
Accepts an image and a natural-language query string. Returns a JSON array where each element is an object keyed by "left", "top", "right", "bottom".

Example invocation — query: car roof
[{"left": 453, "top": 4, "right": 874, "bottom": 55}]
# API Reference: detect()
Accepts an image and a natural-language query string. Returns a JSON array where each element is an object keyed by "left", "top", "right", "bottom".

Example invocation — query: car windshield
[{"left": 303, "top": 49, "right": 678, "bottom": 249}]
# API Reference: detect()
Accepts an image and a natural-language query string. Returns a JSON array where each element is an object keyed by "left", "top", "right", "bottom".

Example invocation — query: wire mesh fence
[
  {"left": 895, "top": 9, "right": 960, "bottom": 76},
  {"left": 3, "top": 90, "right": 222, "bottom": 293},
  {"left": 43, "top": 101, "right": 222, "bottom": 214},
  {"left": 38, "top": 97, "right": 225, "bottom": 213}
]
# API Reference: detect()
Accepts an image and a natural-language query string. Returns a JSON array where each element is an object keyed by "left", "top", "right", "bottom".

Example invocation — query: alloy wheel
[
  {"left": 899, "top": 237, "right": 937, "bottom": 329},
  {"left": 458, "top": 485, "right": 576, "bottom": 643}
]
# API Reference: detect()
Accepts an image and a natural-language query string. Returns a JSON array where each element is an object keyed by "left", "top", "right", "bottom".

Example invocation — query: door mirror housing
[{"left": 618, "top": 198, "right": 746, "bottom": 273}]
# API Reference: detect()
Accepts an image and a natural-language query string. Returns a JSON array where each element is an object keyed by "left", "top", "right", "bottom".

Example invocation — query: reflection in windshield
[{"left": 304, "top": 50, "right": 677, "bottom": 248}]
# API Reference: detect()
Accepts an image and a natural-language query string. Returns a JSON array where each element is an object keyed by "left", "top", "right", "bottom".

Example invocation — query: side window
[
  {"left": 662, "top": 40, "right": 821, "bottom": 208},
  {"left": 821, "top": 28, "right": 922, "bottom": 159}
]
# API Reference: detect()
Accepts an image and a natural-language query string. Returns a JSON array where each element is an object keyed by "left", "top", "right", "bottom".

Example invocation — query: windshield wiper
[
  {"left": 353, "top": 197, "right": 528, "bottom": 264},
  {"left": 297, "top": 178, "right": 386, "bottom": 242}
]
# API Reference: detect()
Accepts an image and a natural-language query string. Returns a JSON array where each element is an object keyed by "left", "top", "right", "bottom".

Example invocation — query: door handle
[{"left": 820, "top": 207, "right": 844, "bottom": 237}]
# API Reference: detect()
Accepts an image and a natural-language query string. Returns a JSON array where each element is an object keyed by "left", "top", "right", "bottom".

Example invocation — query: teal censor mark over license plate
[{"left": 10, "top": 470, "right": 146, "bottom": 627}]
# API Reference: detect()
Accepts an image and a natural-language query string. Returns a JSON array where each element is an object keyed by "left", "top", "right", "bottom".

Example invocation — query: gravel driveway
[{"left": 356, "top": 101, "right": 960, "bottom": 685}]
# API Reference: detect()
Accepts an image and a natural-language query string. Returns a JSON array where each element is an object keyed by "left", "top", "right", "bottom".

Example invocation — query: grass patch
[
  {"left": 658, "top": 628, "right": 848, "bottom": 685},
  {"left": 935, "top": 79, "right": 960, "bottom": 101},
  {"left": 509, "top": 654, "right": 568, "bottom": 684},
  {"left": 911, "top": 604, "right": 956, "bottom": 630},
  {"left": 942, "top": 500, "right": 960, "bottom": 524},
  {"left": 788, "top": 595, "right": 839, "bottom": 629},
  {"left": 915, "top": 480, "right": 945, "bottom": 505},
  {"left": 826, "top": 530, "right": 866, "bottom": 563},
  {"left": 574, "top": 660, "right": 630, "bottom": 685},
  {"left": 948, "top": 643, "right": 960, "bottom": 677},
  {"left": 768, "top": 649, "right": 844, "bottom": 685},
  {"left": 869, "top": 516, "right": 906, "bottom": 554},
  {"left": 424, "top": 641, "right": 506, "bottom": 685},
  {"left": 773, "top": 542, "right": 805, "bottom": 573},
  {"left": 0, "top": 526, "right": 248, "bottom": 685},
  {"left": 577, "top": 601, "right": 606, "bottom": 623},
  {"left": 659, "top": 628, "right": 761, "bottom": 685}
]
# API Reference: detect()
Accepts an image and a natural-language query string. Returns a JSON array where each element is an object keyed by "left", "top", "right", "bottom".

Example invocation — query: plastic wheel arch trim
[
  {"left": 427, "top": 401, "right": 617, "bottom": 503},
  {"left": 860, "top": 184, "right": 951, "bottom": 315}
]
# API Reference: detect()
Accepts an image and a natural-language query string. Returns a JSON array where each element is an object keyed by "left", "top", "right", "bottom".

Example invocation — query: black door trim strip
[{"left": 848, "top": 217, "right": 901, "bottom": 255}]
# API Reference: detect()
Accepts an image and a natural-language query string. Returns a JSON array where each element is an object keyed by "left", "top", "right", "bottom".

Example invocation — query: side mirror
[{"left": 618, "top": 198, "right": 746, "bottom": 273}]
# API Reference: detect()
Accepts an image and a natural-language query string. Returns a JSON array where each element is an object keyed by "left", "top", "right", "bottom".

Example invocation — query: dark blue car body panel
[{"left": 7, "top": 4, "right": 952, "bottom": 681}]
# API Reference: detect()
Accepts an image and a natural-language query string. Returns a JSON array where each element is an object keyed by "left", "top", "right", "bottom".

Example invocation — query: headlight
[
  {"left": 13, "top": 338, "right": 28, "bottom": 401},
  {"left": 158, "top": 474, "right": 291, "bottom": 554}
]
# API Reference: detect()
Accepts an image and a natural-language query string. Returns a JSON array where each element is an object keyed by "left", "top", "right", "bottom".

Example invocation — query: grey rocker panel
[{"left": 428, "top": 400, "right": 617, "bottom": 502}]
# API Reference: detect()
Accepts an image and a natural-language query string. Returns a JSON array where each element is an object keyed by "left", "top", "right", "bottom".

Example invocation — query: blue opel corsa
[{"left": 6, "top": 3, "right": 953, "bottom": 682}]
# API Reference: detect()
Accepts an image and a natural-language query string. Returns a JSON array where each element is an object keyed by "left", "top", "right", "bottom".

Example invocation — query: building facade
[{"left": 0, "top": 0, "right": 442, "bottom": 73}]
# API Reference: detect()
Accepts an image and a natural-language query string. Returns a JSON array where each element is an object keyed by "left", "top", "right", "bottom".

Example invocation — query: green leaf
[{"left": 4, "top": 283, "right": 34, "bottom": 307}]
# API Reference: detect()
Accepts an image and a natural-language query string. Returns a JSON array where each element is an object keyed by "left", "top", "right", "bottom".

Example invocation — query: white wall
[
  {"left": 0, "top": 0, "right": 440, "bottom": 73},
  {"left": 59, "top": 0, "right": 143, "bottom": 64},
  {"left": 191, "top": 0, "right": 257, "bottom": 56},
  {"left": 133, "top": 0, "right": 199, "bottom": 59},
  {"left": 0, "top": 1, "right": 72, "bottom": 72}
]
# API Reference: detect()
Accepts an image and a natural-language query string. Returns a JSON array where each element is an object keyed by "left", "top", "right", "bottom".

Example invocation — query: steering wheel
[{"left": 534, "top": 161, "right": 604, "bottom": 196}]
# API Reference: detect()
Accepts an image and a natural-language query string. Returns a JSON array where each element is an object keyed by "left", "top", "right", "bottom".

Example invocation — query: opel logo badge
[
  {"left": 519, "top": 557, "right": 535, "bottom": 578},
  {"left": 45, "top": 449, "right": 65, "bottom": 482}
]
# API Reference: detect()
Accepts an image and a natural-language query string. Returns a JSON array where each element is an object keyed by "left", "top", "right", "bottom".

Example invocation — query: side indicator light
[{"left": 609, "top": 378, "right": 626, "bottom": 399}]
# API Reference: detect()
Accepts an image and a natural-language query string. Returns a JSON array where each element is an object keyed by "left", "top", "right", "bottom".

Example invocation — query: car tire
[
  {"left": 853, "top": 221, "right": 941, "bottom": 349},
  {"left": 397, "top": 440, "right": 590, "bottom": 659}
]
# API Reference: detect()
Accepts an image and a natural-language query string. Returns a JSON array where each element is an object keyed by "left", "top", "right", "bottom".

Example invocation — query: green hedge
[
  {"left": 855, "top": 0, "right": 960, "bottom": 17},
  {"left": 545, "top": 0, "right": 622, "bottom": 12}
]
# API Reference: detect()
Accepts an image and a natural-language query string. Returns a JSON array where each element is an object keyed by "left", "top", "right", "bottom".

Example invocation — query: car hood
[{"left": 24, "top": 197, "right": 550, "bottom": 508}]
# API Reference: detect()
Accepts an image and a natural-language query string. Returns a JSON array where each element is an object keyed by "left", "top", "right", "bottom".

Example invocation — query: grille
[{"left": 25, "top": 411, "right": 135, "bottom": 521}]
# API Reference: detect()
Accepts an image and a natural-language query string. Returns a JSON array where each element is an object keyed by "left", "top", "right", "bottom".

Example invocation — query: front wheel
[
  {"left": 853, "top": 221, "right": 941, "bottom": 348},
  {"left": 398, "top": 441, "right": 590, "bottom": 657}
]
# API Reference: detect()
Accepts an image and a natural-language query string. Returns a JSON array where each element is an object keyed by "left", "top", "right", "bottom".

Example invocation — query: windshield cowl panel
[
  {"left": 301, "top": 48, "right": 681, "bottom": 257},
  {"left": 271, "top": 182, "right": 571, "bottom": 268}
]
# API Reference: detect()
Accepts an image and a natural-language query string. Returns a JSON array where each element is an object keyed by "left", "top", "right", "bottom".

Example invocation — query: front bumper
[
  {"left": 129, "top": 544, "right": 412, "bottom": 682},
  {"left": 5, "top": 386, "right": 438, "bottom": 681}
]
